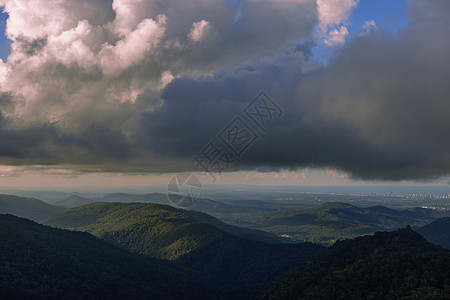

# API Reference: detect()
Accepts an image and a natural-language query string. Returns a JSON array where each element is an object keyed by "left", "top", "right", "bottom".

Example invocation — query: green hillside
[
  {"left": 44, "top": 202, "right": 279, "bottom": 245},
  {"left": 417, "top": 217, "right": 450, "bottom": 249},
  {"left": 4, "top": 200, "right": 449, "bottom": 300},
  {"left": 90, "top": 192, "right": 168, "bottom": 204},
  {"left": 0, "top": 194, "right": 65, "bottom": 221},
  {"left": 217, "top": 202, "right": 444, "bottom": 245},
  {"left": 44, "top": 202, "right": 323, "bottom": 298},
  {"left": 90, "top": 192, "right": 256, "bottom": 215},
  {"left": 0, "top": 214, "right": 206, "bottom": 299},
  {"left": 259, "top": 226, "right": 450, "bottom": 299},
  {"left": 55, "top": 195, "right": 94, "bottom": 208}
]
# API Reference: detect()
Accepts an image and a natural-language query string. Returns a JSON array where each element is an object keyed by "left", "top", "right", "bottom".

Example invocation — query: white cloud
[
  {"left": 110, "top": 0, "right": 161, "bottom": 36},
  {"left": 360, "top": 20, "right": 377, "bottom": 35},
  {"left": 0, "top": 0, "right": 318, "bottom": 129},
  {"left": 1, "top": 0, "right": 114, "bottom": 40},
  {"left": 99, "top": 15, "right": 166, "bottom": 75},
  {"left": 0, "top": 59, "right": 7, "bottom": 83},
  {"left": 158, "top": 70, "right": 174, "bottom": 90},
  {"left": 2, "top": 0, "right": 71, "bottom": 40},
  {"left": 188, "top": 20, "right": 210, "bottom": 42},
  {"left": 317, "top": 0, "right": 358, "bottom": 30},
  {"left": 324, "top": 25, "right": 349, "bottom": 45},
  {"left": 317, "top": 0, "right": 358, "bottom": 47}
]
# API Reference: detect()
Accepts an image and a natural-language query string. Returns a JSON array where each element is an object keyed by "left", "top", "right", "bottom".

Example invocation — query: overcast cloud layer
[{"left": 0, "top": 0, "right": 449, "bottom": 181}]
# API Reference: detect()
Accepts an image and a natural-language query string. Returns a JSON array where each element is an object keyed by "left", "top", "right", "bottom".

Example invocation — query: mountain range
[
  {"left": 2, "top": 211, "right": 449, "bottom": 299},
  {"left": 1, "top": 190, "right": 450, "bottom": 299},
  {"left": 217, "top": 201, "right": 447, "bottom": 245},
  {"left": 54, "top": 192, "right": 257, "bottom": 215},
  {"left": 0, "top": 194, "right": 64, "bottom": 221},
  {"left": 43, "top": 202, "right": 322, "bottom": 298},
  {"left": 2, "top": 191, "right": 449, "bottom": 248}
]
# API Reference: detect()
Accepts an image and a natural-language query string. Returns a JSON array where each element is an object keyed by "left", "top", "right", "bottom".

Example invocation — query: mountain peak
[
  {"left": 56, "top": 195, "right": 92, "bottom": 208},
  {"left": 64, "top": 195, "right": 87, "bottom": 200},
  {"left": 316, "top": 202, "right": 356, "bottom": 209},
  {"left": 371, "top": 226, "right": 426, "bottom": 243},
  {"left": 260, "top": 225, "right": 450, "bottom": 300}
]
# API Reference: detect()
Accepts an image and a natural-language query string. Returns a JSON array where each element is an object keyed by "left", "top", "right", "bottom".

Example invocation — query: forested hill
[
  {"left": 3, "top": 210, "right": 449, "bottom": 299},
  {"left": 55, "top": 195, "right": 94, "bottom": 208},
  {"left": 0, "top": 214, "right": 207, "bottom": 299},
  {"left": 417, "top": 217, "right": 450, "bottom": 249},
  {"left": 258, "top": 226, "right": 450, "bottom": 299},
  {"left": 43, "top": 201, "right": 279, "bottom": 245},
  {"left": 0, "top": 194, "right": 65, "bottom": 221},
  {"left": 43, "top": 202, "right": 323, "bottom": 299},
  {"left": 223, "top": 201, "right": 446, "bottom": 245},
  {"left": 86, "top": 192, "right": 252, "bottom": 214}
]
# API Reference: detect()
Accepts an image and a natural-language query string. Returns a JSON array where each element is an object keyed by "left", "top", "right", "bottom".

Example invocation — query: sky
[{"left": 0, "top": 0, "right": 449, "bottom": 189}]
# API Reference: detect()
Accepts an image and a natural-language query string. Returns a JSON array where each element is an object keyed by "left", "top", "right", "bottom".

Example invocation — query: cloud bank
[{"left": 0, "top": 0, "right": 449, "bottom": 181}]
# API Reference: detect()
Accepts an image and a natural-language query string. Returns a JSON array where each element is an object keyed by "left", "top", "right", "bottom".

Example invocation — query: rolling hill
[
  {"left": 89, "top": 192, "right": 256, "bottom": 214},
  {"left": 417, "top": 217, "right": 450, "bottom": 249},
  {"left": 4, "top": 199, "right": 449, "bottom": 299},
  {"left": 0, "top": 214, "right": 207, "bottom": 299},
  {"left": 0, "top": 194, "right": 65, "bottom": 221},
  {"left": 55, "top": 195, "right": 94, "bottom": 208},
  {"left": 217, "top": 202, "right": 445, "bottom": 245},
  {"left": 89, "top": 192, "right": 168, "bottom": 204},
  {"left": 44, "top": 202, "right": 323, "bottom": 298},
  {"left": 259, "top": 226, "right": 450, "bottom": 299},
  {"left": 44, "top": 202, "right": 279, "bottom": 245}
]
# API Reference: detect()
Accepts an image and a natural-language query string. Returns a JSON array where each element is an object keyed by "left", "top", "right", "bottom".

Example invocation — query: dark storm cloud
[
  {"left": 135, "top": 51, "right": 386, "bottom": 177},
  {"left": 290, "top": 0, "right": 450, "bottom": 180},
  {"left": 135, "top": 0, "right": 450, "bottom": 180},
  {"left": 0, "top": 0, "right": 449, "bottom": 181},
  {"left": 137, "top": 51, "right": 308, "bottom": 160},
  {"left": 55, "top": 124, "right": 133, "bottom": 163},
  {"left": 0, "top": 112, "right": 132, "bottom": 165}
]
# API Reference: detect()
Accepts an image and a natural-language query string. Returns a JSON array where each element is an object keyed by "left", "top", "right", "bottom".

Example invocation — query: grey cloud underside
[
  {"left": 0, "top": 114, "right": 130, "bottom": 163},
  {"left": 136, "top": 0, "right": 450, "bottom": 180},
  {"left": 17, "top": 37, "right": 47, "bottom": 56},
  {"left": 1, "top": 0, "right": 450, "bottom": 180}
]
